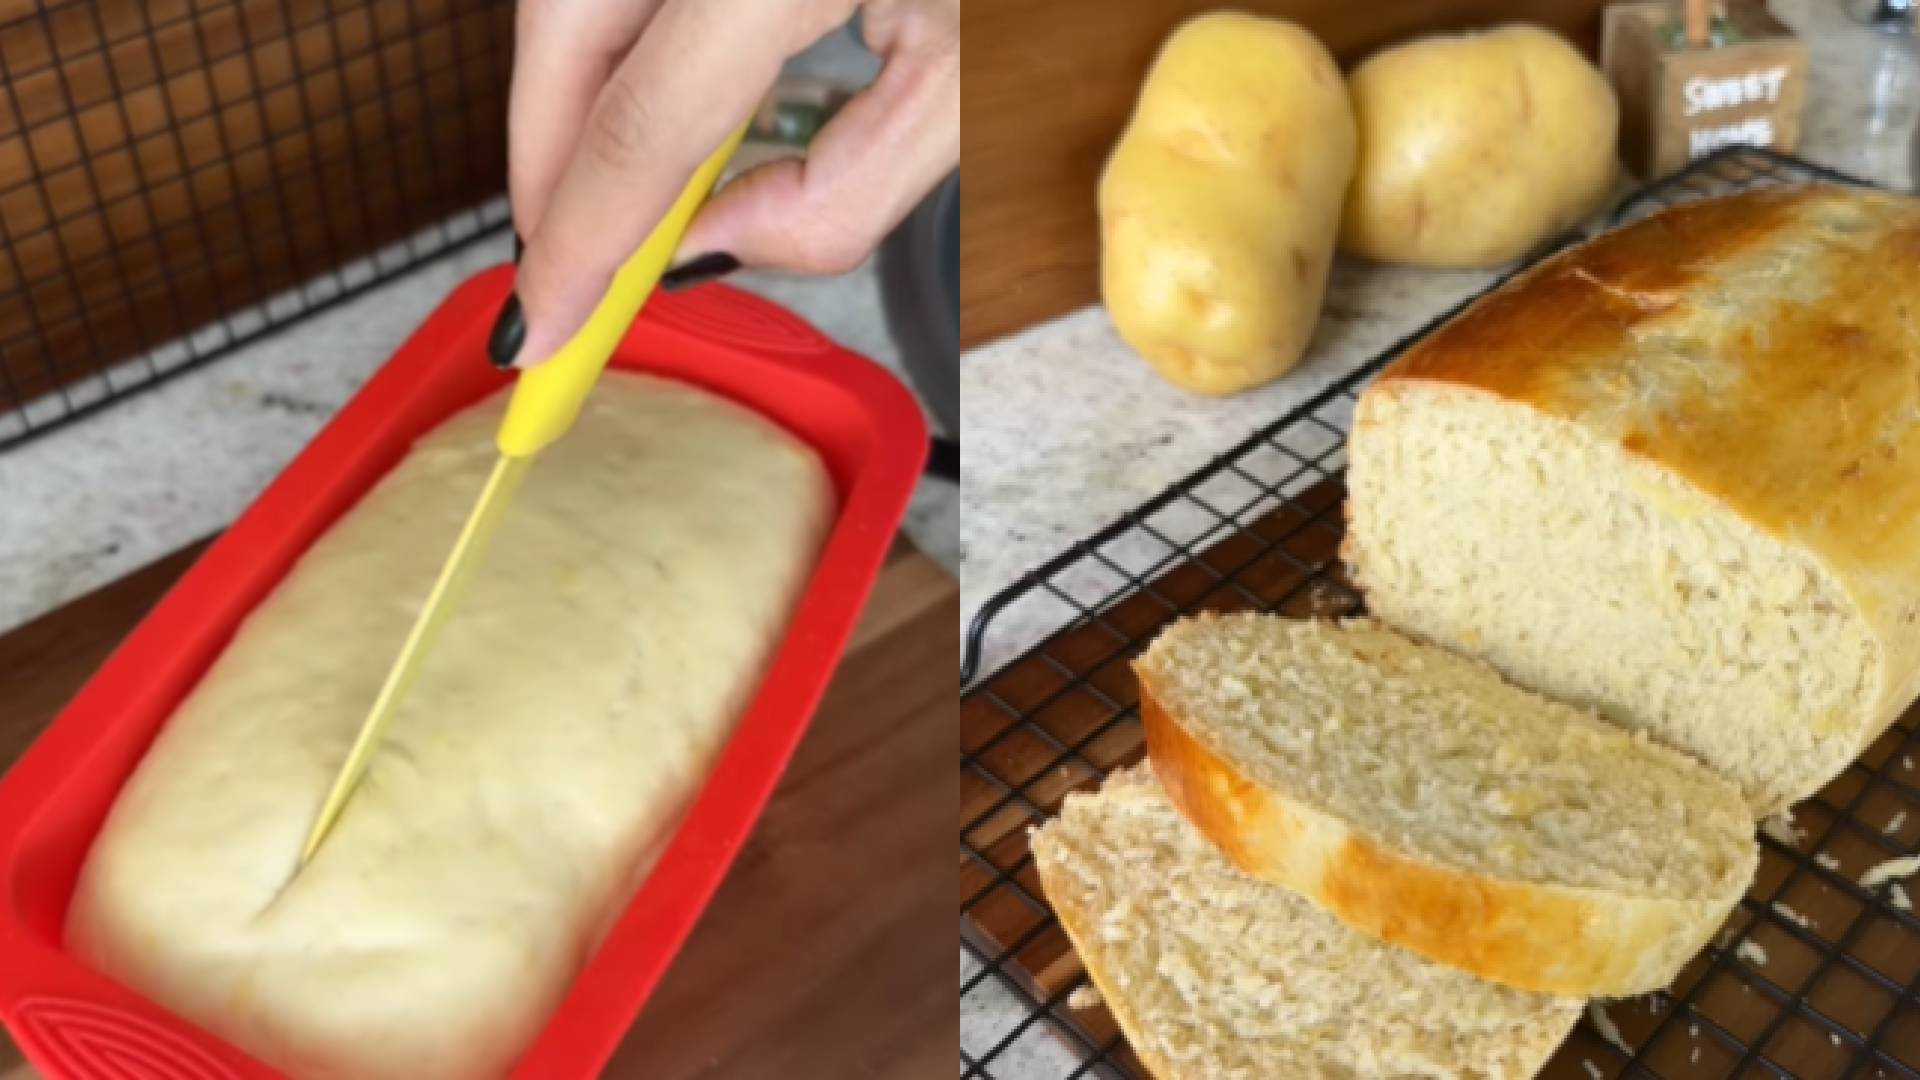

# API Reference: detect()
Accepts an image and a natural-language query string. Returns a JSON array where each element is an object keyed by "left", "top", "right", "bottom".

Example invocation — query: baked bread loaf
[
  {"left": 66, "top": 373, "right": 830, "bottom": 1080},
  {"left": 1134, "top": 613, "right": 1756, "bottom": 997},
  {"left": 1346, "top": 184, "right": 1920, "bottom": 815},
  {"left": 1031, "top": 764, "right": 1581, "bottom": 1079}
]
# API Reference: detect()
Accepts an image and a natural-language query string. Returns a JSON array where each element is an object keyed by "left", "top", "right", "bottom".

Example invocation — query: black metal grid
[
  {"left": 959, "top": 147, "right": 1920, "bottom": 1080},
  {"left": 0, "top": 0, "right": 515, "bottom": 451}
]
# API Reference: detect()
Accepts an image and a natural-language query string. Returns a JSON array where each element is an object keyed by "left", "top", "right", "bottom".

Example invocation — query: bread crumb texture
[
  {"left": 1350, "top": 185, "right": 1920, "bottom": 815},
  {"left": 1031, "top": 766, "right": 1579, "bottom": 1079},
  {"left": 1761, "top": 811, "right": 1806, "bottom": 848},
  {"left": 1135, "top": 614, "right": 1754, "bottom": 899},
  {"left": 1862, "top": 854, "right": 1920, "bottom": 889},
  {"left": 1588, "top": 1002, "right": 1630, "bottom": 1056},
  {"left": 1771, "top": 901, "right": 1814, "bottom": 929}
]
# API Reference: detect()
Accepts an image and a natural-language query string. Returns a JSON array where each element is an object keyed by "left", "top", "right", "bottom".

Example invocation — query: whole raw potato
[
  {"left": 1099, "top": 13, "right": 1356, "bottom": 396},
  {"left": 1341, "top": 25, "right": 1618, "bottom": 269}
]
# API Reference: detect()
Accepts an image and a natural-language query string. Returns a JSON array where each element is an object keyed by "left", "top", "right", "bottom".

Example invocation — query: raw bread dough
[{"left": 66, "top": 373, "right": 831, "bottom": 1080}]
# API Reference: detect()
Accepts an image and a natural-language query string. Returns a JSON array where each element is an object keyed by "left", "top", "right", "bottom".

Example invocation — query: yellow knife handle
[{"left": 496, "top": 122, "right": 750, "bottom": 459}]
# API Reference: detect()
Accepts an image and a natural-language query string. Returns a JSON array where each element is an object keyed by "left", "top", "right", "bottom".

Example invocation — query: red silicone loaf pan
[{"left": 0, "top": 265, "right": 929, "bottom": 1079}]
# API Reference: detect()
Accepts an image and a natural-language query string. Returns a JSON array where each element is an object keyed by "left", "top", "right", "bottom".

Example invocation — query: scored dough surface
[{"left": 66, "top": 372, "right": 831, "bottom": 1080}]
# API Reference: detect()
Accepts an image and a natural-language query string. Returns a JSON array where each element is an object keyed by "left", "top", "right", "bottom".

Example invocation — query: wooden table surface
[{"left": 0, "top": 533, "right": 957, "bottom": 1079}]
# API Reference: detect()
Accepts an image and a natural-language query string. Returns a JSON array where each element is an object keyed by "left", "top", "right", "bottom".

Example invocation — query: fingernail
[
  {"left": 660, "top": 252, "right": 740, "bottom": 292},
  {"left": 926, "top": 435, "right": 958, "bottom": 481},
  {"left": 488, "top": 293, "right": 525, "bottom": 369}
]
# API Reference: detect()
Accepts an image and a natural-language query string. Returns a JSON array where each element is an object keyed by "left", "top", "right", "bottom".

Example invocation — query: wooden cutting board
[{"left": 0, "top": 532, "right": 956, "bottom": 1079}]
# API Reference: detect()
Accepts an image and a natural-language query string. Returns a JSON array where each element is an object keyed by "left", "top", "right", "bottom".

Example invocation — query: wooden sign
[{"left": 1602, "top": 0, "right": 1807, "bottom": 179}]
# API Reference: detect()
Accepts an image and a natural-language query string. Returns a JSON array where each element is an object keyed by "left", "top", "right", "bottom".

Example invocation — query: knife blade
[
  {"left": 298, "top": 122, "right": 750, "bottom": 867},
  {"left": 298, "top": 454, "right": 528, "bottom": 865}
]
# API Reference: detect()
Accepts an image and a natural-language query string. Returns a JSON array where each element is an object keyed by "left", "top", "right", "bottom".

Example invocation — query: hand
[{"left": 499, "top": 0, "right": 960, "bottom": 369}]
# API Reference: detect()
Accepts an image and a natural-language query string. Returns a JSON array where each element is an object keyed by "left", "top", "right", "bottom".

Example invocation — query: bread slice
[
  {"left": 1133, "top": 613, "right": 1756, "bottom": 997},
  {"left": 1030, "top": 765, "right": 1580, "bottom": 1080},
  {"left": 1345, "top": 184, "right": 1920, "bottom": 815}
]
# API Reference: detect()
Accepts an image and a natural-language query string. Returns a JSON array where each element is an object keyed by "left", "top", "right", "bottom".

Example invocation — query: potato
[
  {"left": 1340, "top": 25, "right": 1618, "bottom": 269},
  {"left": 1099, "top": 13, "right": 1355, "bottom": 396}
]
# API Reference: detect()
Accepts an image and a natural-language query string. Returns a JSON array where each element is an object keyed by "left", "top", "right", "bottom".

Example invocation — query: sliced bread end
[
  {"left": 1031, "top": 765, "right": 1581, "bottom": 1080},
  {"left": 1133, "top": 613, "right": 1756, "bottom": 997}
]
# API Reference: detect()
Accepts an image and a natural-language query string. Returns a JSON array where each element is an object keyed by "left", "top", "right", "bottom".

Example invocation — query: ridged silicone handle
[
  {"left": 13, "top": 997, "right": 242, "bottom": 1079},
  {"left": 495, "top": 121, "right": 749, "bottom": 459},
  {"left": 646, "top": 286, "right": 835, "bottom": 356}
]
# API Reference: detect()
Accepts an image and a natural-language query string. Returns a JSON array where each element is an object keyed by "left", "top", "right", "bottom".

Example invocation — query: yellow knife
[{"left": 298, "top": 123, "right": 751, "bottom": 867}]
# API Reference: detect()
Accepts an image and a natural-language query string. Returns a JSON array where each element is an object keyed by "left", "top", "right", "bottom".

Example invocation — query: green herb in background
[{"left": 1665, "top": 18, "right": 1745, "bottom": 47}]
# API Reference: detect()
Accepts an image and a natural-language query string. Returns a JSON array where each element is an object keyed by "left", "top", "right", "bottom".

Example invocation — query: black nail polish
[
  {"left": 926, "top": 435, "right": 958, "bottom": 482},
  {"left": 660, "top": 252, "right": 740, "bottom": 292},
  {"left": 488, "top": 293, "right": 525, "bottom": 369}
]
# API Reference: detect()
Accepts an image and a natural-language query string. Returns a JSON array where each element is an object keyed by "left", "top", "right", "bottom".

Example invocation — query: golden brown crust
[
  {"left": 1140, "top": 675, "right": 1310, "bottom": 874},
  {"left": 1364, "top": 182, "right": 1920, "bottom": 796},
  {"left": 1374, "top": 184, "right": 1920, "bottom": 613},
  {"left": 1137, "top": 669, "right": 1721, "bottom": 997}
]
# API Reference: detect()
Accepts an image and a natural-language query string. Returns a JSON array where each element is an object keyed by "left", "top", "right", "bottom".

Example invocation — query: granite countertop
[
  {"left": 959, "top": 0, "right": 1918, "bottom": 685},
  {"left": 961, "top": 3, "right": 1919, "bottom": 1073}
]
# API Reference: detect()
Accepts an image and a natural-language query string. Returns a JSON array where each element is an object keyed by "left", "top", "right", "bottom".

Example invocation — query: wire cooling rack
[
  {"left": 0, "top": 0, "right": 515, "bottom": 450},
  {"left": 958, "top": 147, "right": 1920, "bottom": 1080}
]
